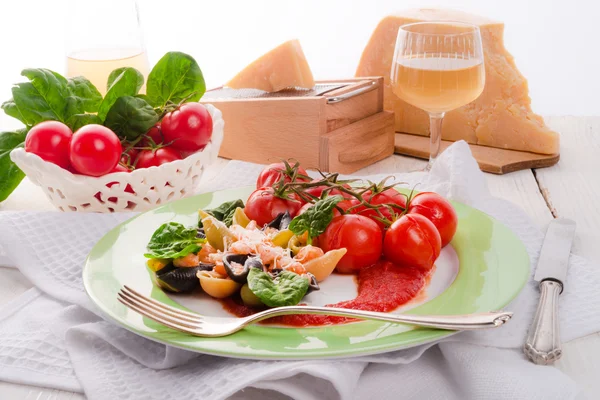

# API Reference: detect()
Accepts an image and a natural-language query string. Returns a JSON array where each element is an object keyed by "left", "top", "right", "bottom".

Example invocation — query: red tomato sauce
[{"left": 219, "top": 260, "right": 430, "bottom": 327}]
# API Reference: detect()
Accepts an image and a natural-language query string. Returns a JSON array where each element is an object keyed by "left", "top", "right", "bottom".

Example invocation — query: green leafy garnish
[
  {"left": 104, "top": 96, "right": 158, "bottom": 141},
  {"left": 247, "top": 269, "right": 309, "bottom": 307},
  {"left": 289, "top": 195, "right": 343, "bottom": 243},
  {"left": 199, "top": 199, "right": 244, "bottom": 228},
  {"left": 144, "top": 222, "right": 203, "bottom": 259},
  {"left": 146, "top": 51, "right": 206, "bottom": 107},
  {"left": 67, "top": 114, "right": 102, "bottom": 131},
  {"left": 65, "top": 76, "right": 102, "bottom": 115},
  {"left": 0, "top": 129, "right": 28, "bottom": 202},
  {"left": 97, "top": 67, "right": 143, "bottom": 120},
  {"left": 107, "top": 67, "right": 144, "bottom": 94}
]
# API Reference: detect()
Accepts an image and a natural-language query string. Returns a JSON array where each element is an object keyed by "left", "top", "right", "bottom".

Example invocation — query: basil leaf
[
  {"left": 1, "top": 99, "right": 27, "bottom": 125},
  {"left": 11, "top": 82, "right": 62, "bottom": 126},
  {"left": 247, "top": 269, "right": 309, "bottom": 307},
  {"left": 107, "top": 67, "right": 144, "bottom": 94},
  {"left": 67, "top": 114, "right": 102, "bottom": 131},
  {"left": 104, "top": 96, "right": 158, "bottom": 141},
  {"left": 0, "top": 129, "right": 27, "bottom": 202},
  {"left": 198, "top": 199, "right": 245, "bottom": 228},
  {"left": 146, "top": 51, "right": 205, "bottom": 107},
  {"left": 20, "top": 69, "right": 70, "bottom": 122},
  {"left": 66, "top": 76, "right": 102, "bottom": 115},
  {"left": 289, "top": 195, "right": 344, "bottom": 242},
  {"left": 144, "top": 222, "right": 203, "bottom": 259},
  {"left": 97, "top": 67, "right": 143, "bottom": 120}
]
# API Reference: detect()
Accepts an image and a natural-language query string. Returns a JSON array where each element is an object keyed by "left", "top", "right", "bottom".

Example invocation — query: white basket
[{"left": 10, "top": 104, "right": 224, "bottom": 213}]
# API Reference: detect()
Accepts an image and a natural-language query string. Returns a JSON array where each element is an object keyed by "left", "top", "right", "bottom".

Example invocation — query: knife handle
[{"left": 524, "top": 280, "right": 562, "bottom": 365}]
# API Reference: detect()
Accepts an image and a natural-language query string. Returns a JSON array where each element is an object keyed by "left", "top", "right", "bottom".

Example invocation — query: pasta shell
[
  {"left": 202, "top": 216, "right": 236, "bottom": 251},
  {"left": 302, "top": 248, "right": 347, "bottom": 282},
  {"left": 272, "top": 229, "right": 294, "bottom": 248},
  {"left": 197, "top": 270, "right": 241, "bottom": 299},
  {"left": 232, "top": 207, "right": 251, "bottom": 227}
]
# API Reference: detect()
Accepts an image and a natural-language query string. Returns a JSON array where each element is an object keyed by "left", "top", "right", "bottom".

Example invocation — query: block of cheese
[
  {"left": 226, "top": 39, "right": 315, "bottom": 92},
  {"left": 356, "top": 9, "right": 559, "bottom": 155}
]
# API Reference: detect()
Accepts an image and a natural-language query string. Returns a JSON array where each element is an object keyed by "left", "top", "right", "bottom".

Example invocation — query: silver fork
[{"left": 117, "top": 285, "right": 512, "bottom": 337}]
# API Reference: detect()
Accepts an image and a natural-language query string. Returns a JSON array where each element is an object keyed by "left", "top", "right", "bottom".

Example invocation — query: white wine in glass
[
  {"left": 65, "top": 0, "right": 149, "bottom": 95},
  {"left": 391, "top": 22, "right": 485, "bottom": 169}
]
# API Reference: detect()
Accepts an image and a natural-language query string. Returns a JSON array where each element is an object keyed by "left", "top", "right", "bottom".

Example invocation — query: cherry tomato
[
  {"left": 319, "top": 214, "right": 383, "bottom": 274},
  {"left": 25, "top": 121, "right": 72, "bottom": 169},
  {"left": 140, "top": 123, "right": 164, "bottom": 146},
  {"left": 383, "top": 214, "right": 441, "bottom": 270},
  {"left": 408, "top": 192, "right": 458, "bottom": 247},
  {"left": 70, "top": 125, "right": 121, "bottom": 176},
  {"left": 135, "top": 147, "right": 182, "bottom": 169},
  {"left": 256, "top": 162, "right": 310, "bottom": 189},
  {"left": 354, "top": 188, "right": 407, "bottom": 230},
  {"left": 245, "top": 187, "right": 303, "bottom": 226},
  {"left": 161, "top": 103, "right": 213, "bottom": 152},
  {"left": 120, "top": 147, "right": 139, "bottom": 167}
]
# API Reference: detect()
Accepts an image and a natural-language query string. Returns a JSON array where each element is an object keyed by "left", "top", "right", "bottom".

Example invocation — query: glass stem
[{"left": 427, "top": 112, "right": 445, "bottom": 171}]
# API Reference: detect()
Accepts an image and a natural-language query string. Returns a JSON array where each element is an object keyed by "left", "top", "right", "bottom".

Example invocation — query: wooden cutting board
[{"left": 395, "top": 133, "right": 560, "bottom": 174}]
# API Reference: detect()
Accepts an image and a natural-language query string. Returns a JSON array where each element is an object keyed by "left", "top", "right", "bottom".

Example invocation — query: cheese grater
[{"left": 200, "top": 78, "right": 395, "bottom": 173}]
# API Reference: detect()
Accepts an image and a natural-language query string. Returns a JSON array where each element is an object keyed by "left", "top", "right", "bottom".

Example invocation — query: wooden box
[{"left": 201, "top": 78, "right": 394, "bottom": 173}]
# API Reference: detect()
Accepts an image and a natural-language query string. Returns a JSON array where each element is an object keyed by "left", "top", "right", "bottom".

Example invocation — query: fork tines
[{"left": 117, "top": 285, "right": 202, "bottom": 333}]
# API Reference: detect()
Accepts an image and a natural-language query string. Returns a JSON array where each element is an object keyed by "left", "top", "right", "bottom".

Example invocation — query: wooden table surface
[{"left": 0, "top": 116, "right": 598, "bottom": 399}]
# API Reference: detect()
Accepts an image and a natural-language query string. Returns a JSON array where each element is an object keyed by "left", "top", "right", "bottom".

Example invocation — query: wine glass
[
  {"left": 65, "top": 0, "right": 150, "bottom": 95},
  {"left": 391, "top": 22, "right": 485, "bottom": 170}
]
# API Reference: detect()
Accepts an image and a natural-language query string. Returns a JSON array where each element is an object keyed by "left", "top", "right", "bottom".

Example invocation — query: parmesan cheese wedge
[
  {"left": 226, "top": 39, "right": 315, "bottom": 92},
  {"left": 356, "top": 9, "right": 559, "bottom": 155}
]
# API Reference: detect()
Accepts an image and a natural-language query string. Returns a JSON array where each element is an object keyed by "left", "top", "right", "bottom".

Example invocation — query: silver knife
[{"left": 524, "top": 218, "right": 576, "bottom": 365}]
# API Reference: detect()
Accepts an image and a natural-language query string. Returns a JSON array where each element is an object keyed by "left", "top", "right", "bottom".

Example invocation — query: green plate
[{"left": 83, "top": 186, "right": 529, "bottom": 359}]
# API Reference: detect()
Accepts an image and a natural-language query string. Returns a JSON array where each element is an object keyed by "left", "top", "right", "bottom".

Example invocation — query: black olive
[
  {"left": 269, "top": 268, "right": 283, "bottom": 277},
  {"left": 196, "top": 227, "right": 206, "bottom": 239},
  {"left": 279, "top": 211, "right": 292, "bottom": 230},
  {"left": 222, "top": 253, "right": 263, "bottom": 283},
  {"left": 305, "top": 273, "right": 320, "bottom": 294},
  {"left": 264, "top": 213, "right": 284, "bottom": 229}
]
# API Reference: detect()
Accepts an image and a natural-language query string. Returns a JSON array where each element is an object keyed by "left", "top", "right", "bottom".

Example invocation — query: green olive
[{"left": 240, "top": 284, "right": 263, "bottom": 307}]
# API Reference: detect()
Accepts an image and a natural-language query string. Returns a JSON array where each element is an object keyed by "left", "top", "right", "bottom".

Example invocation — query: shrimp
[
  {"left": 173, "top": 252, "right": 200, "bottom": 267},
  {"left": 294, "top": 245, "right": 324, "bottom": 264},
  {"left": 229, "top": 240, "right": 255, "bottom": 255},
  {"left": 197, "top": 243, "right": 217, "bottom": 263}
]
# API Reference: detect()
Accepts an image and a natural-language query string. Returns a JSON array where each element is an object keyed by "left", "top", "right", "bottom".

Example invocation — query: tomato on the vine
[
  {"left": 256, "top": 162, "right": 310, "bottom": 189},
  {"left": 245, "top": 187, "right": 303, "bottom": 226},
  {"left": 121, "top": 147, "right": 139, "bottom": 167},
  {"left": 135, "top": 147, "right": 182, "bottom": 169},
  {"left": 161, "top": 103, "right": 212, "bottom": 153},
  {"left": 408, "top": 192, "right": 458, "bottom": 247},
  {"left": 303, "top": 179, "right": 351, "bottom": 200},
  {"left": 319, "top": 214, "right": 382, "bottom": 274},
  {"left": 353, "top": 188, "right": 407, "bottom": 230},
  {"left": 25, "top": 121, "right": 73, "bottom": 169},
  {"left": 140, "top": 123, "right": 164, "bottom": 146},
  {"left": 70, "top": 124, "right": 121, "bottom": 176},
  {"left": 383, "top": 213, "right": 441, "bottom": 270}
]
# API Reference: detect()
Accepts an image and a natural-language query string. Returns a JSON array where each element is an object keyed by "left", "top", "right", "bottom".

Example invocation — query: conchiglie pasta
[
  {"left": 202, "top": 216, "right": 236, "bottom": 251},
  {"left": 302, "top": 248, "right": 347, "bottom": 282},
  {"left": 197, "top": 270, "right": 241, "bottom": 299}
]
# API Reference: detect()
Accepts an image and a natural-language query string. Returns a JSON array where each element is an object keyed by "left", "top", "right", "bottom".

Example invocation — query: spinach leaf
[
  {"left": 247, "top": 269, "right": 309, "bottom": 307},
  {"left": 0, "top": 129, "right": 27, "bottom": 202},
  {"left": 1, "top": 99, "right": 27, "bottom": 125},
  {"left": 67, "top": 114, "right": 102, "bottom": 131},
  {"left": 97, "top": 67, "right": 143, "bottom": 120},
  {"left": 66, "top": 76, "right": 102, "bottom": 115},
  {"left": 144, "top": 222, "right": 203, "bottom": 259},
  {"left": 107, "top": 67, "right": 144, "bottom": 94},
  {"left": 289, "top": 195, "right": 344, "bottom": 243},
  {"left": 104, "top": 96, "right": 158, "bottom": 141},
  {"left": 198, "top": 199, "right": 244, "bottom": 228},
  {"left": 11, "top": 82, "right": 63, "bottom": 125},
  {"left": 20, "top": 68, "right": 70, "bottom": 122},
  {"left": 146, "top": 52, "right": 205, "bottom": 107}
]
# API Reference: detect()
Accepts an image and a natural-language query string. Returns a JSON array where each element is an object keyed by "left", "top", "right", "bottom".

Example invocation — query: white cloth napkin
[{"left": 0, "top": 141, "right": 598, "bottom": 400}]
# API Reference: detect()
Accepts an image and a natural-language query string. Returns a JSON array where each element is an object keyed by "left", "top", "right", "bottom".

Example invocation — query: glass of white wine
[
  {"left": 65, "top": 0, "right": 149, "bottom": 95},
  {"left": 391, "top": 22, "right": 485, "bottom": 170}
]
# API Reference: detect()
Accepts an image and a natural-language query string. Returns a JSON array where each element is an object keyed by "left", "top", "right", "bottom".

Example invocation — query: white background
[{"left": 0, "top": 0, "right": 598, "bottom": 131}]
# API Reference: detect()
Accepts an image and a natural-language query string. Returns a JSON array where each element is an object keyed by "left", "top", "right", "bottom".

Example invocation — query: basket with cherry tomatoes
[
  {"left": 247, "top": 161, "right": 458, "bottom": 273},
  {"left": 4, "top": 52, "right": 224, "bottom": 212}
]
